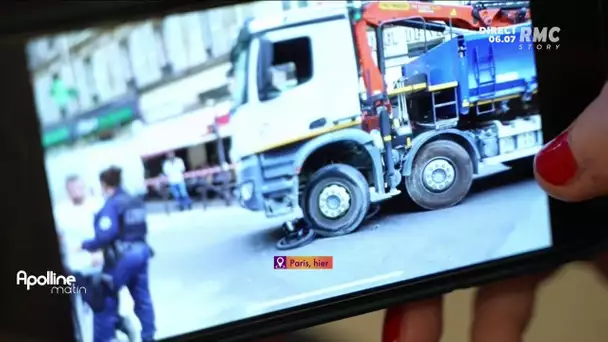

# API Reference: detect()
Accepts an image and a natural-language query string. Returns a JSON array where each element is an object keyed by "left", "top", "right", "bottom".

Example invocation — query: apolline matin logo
[{"left": 16, "top": 270, "right": 86, "bottom": 294}]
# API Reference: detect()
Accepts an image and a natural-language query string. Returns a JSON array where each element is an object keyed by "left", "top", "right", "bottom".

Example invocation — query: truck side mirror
[{"left": 257, "top": 38, "right": 274, "bottom": 101}]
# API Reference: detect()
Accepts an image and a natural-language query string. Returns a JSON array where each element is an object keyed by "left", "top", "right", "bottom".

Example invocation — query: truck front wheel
[
  {"left": 405, "top": 140, "right": 473, "bottom": 210},
  {"left": 302, "top": 164, "right": 370, "bottom": 237}
]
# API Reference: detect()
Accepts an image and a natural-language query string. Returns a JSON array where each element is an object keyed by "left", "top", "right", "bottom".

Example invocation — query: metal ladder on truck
[
  {"left": 428, "top": 84, "right": 459, "bottom": 129},
  {"left": 473, "top": 44, "right": 497, "bottom": 114},
  {"left": 421, "top": 52, "right": 461, "bottom": 130}
]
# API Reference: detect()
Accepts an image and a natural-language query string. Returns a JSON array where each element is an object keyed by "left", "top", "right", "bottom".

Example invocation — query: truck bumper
[{"left": 235, "top": 155, "right": 298, "bottom": 217}]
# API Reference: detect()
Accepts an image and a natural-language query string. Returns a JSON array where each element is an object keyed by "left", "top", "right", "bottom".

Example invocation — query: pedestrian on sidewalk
[{"left": 162, "top": 151, "right": 192, "bottom": 210}]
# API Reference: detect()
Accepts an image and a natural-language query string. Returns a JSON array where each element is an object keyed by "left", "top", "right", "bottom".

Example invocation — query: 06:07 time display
[{"left": 489, "top": 35, "right": 516, "bottom": 43}]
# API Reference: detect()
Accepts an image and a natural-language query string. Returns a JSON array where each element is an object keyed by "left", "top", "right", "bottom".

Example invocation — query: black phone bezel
[{"left": 0, "top": 1, "right": 606, "bottom": 341}]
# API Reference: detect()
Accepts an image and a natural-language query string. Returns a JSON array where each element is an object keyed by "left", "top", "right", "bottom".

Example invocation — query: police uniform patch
[{"left": 99, "top": 216, "right": 112, "bottom": 231}]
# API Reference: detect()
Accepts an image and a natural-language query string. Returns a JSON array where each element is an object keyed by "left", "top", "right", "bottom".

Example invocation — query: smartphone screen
[{"left": 25, "top": 1, "right": 552, "bottom": 340}]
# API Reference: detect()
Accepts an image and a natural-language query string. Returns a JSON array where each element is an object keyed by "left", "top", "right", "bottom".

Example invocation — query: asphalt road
[{"left": 79, "top": 164, "right": 552, "bottom": 341}]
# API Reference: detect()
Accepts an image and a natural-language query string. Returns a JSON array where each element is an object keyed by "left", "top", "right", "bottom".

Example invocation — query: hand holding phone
[
  {"left": 11, "top": 0, "right": 608, "bottom": 340},
  {"left": 383, "top": 83, "right": 608, "bottom": 342}
]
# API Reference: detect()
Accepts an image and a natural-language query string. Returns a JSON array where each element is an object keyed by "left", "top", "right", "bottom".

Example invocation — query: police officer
[
  {"left": 58, "top": 174, "right": 137, "bottom": 341},
  {"left": 71, "top": 271, "right": 138, "bottom": 341},
  {"left": 75, "top": 166, "right": 156, "bottom": 342}
]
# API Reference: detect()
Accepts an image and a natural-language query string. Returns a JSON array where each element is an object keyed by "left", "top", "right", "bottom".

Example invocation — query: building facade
[{"left": 27, "top": 1, "right": 288, "bottom": 133}]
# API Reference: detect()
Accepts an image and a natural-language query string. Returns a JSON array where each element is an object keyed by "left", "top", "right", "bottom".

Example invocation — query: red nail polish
[
  {"left": 382, "top": 306, "right": 405, "bottom": 342},
  {"left": 535, "top": 131, "right": 578, "bottom": 186}
]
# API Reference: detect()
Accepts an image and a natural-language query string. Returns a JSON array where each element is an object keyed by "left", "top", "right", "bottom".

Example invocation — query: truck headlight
[{"left": 239, "top": 181, "right": 254, "bottom": 201}]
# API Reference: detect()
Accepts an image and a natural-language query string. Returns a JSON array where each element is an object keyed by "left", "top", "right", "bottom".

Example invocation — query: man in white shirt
[
  {"left": 54, "top": 174, "right": 136, "bottom": 342},
  {"left": 162, "top": 151, "right": 192, "bottom": 210}
]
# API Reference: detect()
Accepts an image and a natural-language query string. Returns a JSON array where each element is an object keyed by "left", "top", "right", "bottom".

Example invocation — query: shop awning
[
  {"left": 42, "top": 93, "right": 139, "bottom": 148},
  {"left": 136, "top": 103, "right": 231, "bottom": 159}
]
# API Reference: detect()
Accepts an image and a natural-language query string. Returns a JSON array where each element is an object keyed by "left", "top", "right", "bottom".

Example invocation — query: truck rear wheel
[
  {"left": 405, "top": 140, "right": 473, "bottom": 210},
  {"left": 302, "top": 164, "right": 370, "bottom": 237}
]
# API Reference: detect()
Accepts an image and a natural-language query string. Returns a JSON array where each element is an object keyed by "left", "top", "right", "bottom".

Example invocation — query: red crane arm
[{"left": 353, "top": 1, "right": 531, "bottom": 99}]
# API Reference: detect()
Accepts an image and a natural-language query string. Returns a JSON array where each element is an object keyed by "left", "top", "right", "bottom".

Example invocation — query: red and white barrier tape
[{"left": 145, "top": 164, "right": 236, "bottom": 186}]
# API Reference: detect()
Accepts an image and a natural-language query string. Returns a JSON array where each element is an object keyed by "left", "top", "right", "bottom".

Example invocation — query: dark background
[{"left": 0, "top": 2, "right": 253, "bottom": 39}]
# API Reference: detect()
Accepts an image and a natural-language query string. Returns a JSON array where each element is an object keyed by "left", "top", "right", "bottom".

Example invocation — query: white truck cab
[
  {"left": 230, "top": 6, "right": 391, "bottom": 241},
  {"left": 229, "top": 7, "right": 362, "bottom": 162}
]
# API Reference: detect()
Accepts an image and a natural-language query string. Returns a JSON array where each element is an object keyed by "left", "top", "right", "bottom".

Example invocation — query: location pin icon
[{"left": 275, "top": 256, "right": 285, "bottom": 269}]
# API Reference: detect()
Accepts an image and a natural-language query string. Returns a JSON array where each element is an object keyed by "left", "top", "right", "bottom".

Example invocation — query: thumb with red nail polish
[
  {"left": 382, "top": 298, "right": 443, "bottom": 342},
  {"left": 382, "top": 306, "right": 405, "bottom": 342},
  {"left": 534, "top": 82, "right": 608, "bottom": 202}
]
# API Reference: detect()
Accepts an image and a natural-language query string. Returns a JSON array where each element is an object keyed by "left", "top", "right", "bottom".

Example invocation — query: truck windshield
[
  {"left": 230, "top": 22, "right": 252, "bottom": 109},
  {"left": 231, "top": 47, "right": 248, "bottom": 108}
]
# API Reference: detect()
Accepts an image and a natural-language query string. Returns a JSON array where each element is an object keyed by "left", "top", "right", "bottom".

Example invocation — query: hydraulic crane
[
  {"left": 229, "top": 2, "right": 542, "bottom": 247},
  {"left": 344, "top": 2, "right": 533, "bottom": 197},
  {"left": 350, "top": 1, "right": 531, "bottom": 104}
]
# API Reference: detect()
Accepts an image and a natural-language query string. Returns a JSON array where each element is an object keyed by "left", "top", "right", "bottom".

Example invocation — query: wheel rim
[
  {"left": 421, "top": 157, "right": 456, "bottom": 192},
  {"left": 317, "top": 183, "right": 351, "bottom": 219}
]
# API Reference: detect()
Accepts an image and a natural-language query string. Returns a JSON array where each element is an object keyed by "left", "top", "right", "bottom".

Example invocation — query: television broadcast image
[{"left": 26, "top": 1, "right": 552, "bottom": 341}]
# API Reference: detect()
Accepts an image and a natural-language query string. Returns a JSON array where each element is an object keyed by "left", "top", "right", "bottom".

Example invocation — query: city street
[{"left": 100, "top": 165, "right": 552, "bottom": 340}]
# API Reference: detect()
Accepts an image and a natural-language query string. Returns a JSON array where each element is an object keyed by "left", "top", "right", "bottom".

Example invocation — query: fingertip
[
  {"left": 383, "top": 298, "right": 443, "bottom": 342},
  {"left": 383, "top": 306, "right": 406, "bottom": 342},
  {"left": 534, "top": 131, "right": 578, "bottom": 187},
  {"left": 533, "top": 82, "right": 608, "bottom": 202},
  {"left": 533, "top": 141, "right": 607, "bottom": 203},
  {"left": 533, "top": 161, "right": 588, "bottom": 203},
  {"left": 472, "top": 275, "right": 550, "bottom": 342}
]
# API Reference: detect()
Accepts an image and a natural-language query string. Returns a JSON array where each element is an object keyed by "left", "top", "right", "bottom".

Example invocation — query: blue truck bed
[{"left": 401, "top": 22, "right": 537, "bottom": 115}]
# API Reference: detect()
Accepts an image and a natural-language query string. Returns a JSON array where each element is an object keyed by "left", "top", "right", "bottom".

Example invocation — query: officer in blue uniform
[
  {"left": 78, "top": 166, "right": 156, "bottom": 342},
  {"left": 71, "top": 271, "right": 137, "bottom": 341}
]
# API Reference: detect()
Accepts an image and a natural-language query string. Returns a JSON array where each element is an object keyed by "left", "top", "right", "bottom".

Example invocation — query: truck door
[
  {"left": 244, "top": 31, "right": 318, "bottom": 154},
  {"left": 246, "top": 19, "right": 361, "bottom": 154}
]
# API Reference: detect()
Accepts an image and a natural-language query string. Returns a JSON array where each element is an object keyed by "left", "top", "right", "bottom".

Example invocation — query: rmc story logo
[
  {"left": 479, "top": 26, "right": 560, "bottom": 50},
  {"left": 16, "top": 270, "right": 86, "bottom": 294}
]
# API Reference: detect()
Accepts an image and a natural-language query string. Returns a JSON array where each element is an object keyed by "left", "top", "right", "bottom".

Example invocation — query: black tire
[
  {"left": 405, "top": 140, "right": 473, "bottom": 210},
  {"left": 276, "top": 227, "right": 316, "bottom": 250},
  {"left": 365, "top": 204, "right": 381, "bottom": 221},
  {"left": 302, "top": 164, "right": 370, "bottom": 237}
]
